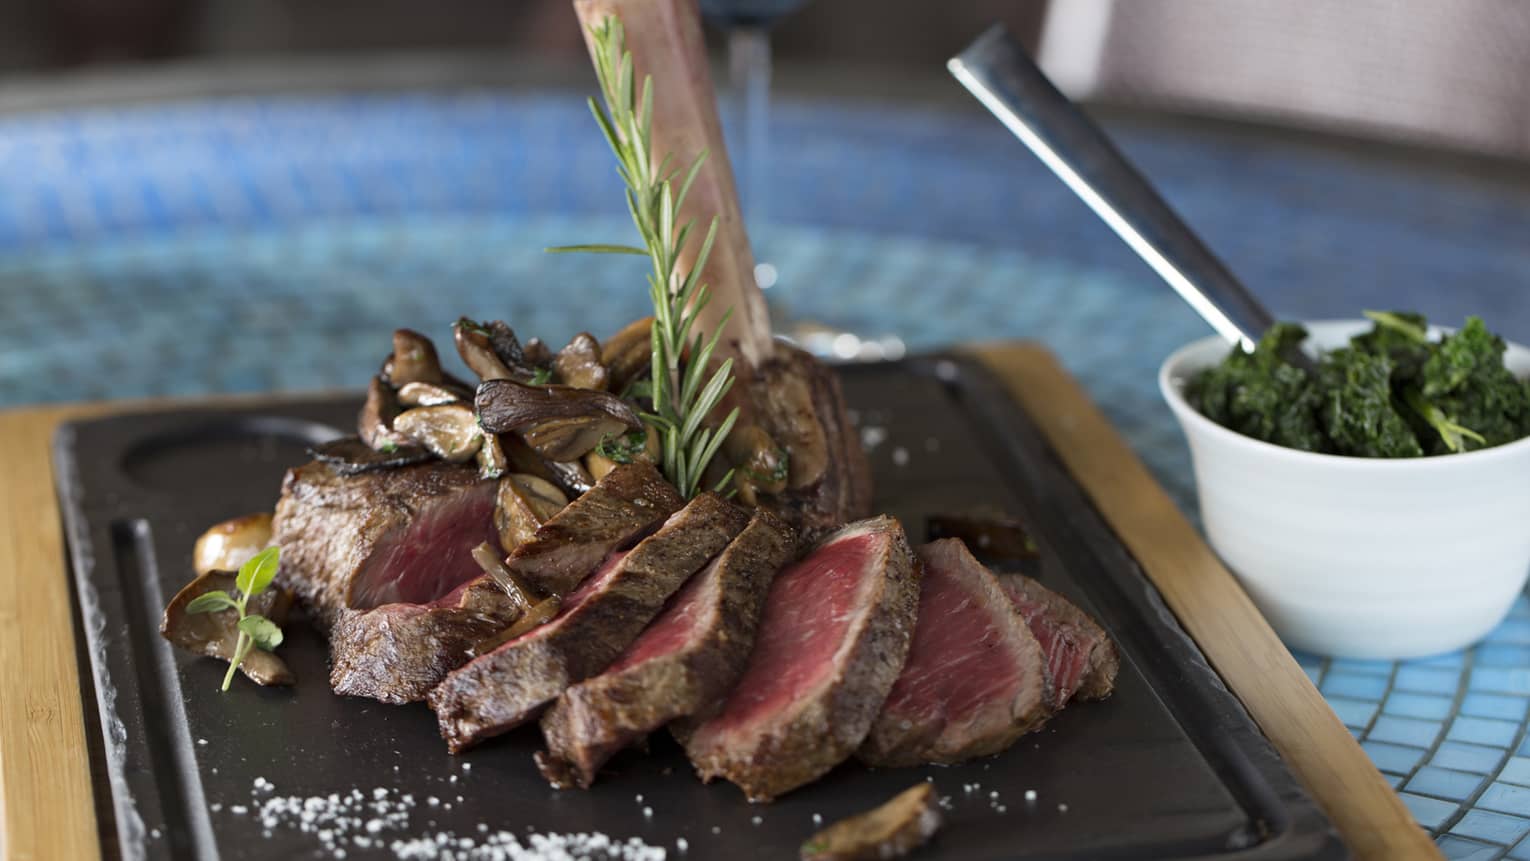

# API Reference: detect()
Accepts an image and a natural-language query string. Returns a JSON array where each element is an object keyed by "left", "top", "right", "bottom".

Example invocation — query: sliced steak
[
  {"left": 858, "top": 539, "right": 1048, "bottom": 767},
  {"left": 506, "top": 462, "right": 685, "bottom": 596},
  {"left": 537, "top": 511, "right": 795, "bottom": 788},
  {"left": 327, "top": 576, "right": 521, "bottom": 704},
  {"left": 271, "top": 460, "right": 498, "bottom": 627},
  {"left": 681, "top": 516, "right": 919, "bottom": 802},
  {"left": 998, "top": 573, "right": 1119, "bottom": 707},
  {"left": 428, "top": 493, "right": 749, "bottom": 753}
]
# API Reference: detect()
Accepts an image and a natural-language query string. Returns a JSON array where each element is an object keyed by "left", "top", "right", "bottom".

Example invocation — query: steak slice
[
  {"left": 998, "top": 573, "right": 1119, "bottom": 708},
  {"left": 271, "top": 460, "right": 499, "bottom": 627},
  {"left": 536, "top": 511, "right": 795, "bottom": 788},
  {"left": 428, "top": 493, "right": 749, "bottom": 753},
  {"left": 681, "top": 515, "right": 919, "bottom": 802},
  {"left": 858, "top": 539, "right": 1048, "bottom": 767},
  {"left": 507, "top": 462, "right": 685, "bottom": 596},
  {"left": 327, "top": 576, "right": 520, "bottom": 704}
]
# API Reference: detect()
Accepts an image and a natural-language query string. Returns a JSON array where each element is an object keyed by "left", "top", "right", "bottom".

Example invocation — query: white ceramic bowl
[{"left": 1160, "top": 320, "right": 1530, "bottom": 659}]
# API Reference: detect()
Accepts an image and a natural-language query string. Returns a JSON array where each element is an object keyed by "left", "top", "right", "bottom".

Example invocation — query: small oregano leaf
[
  {"left": 184, "top": 590, "right": 237, "bottom": 615},
  {"left": 238, "top": 614, "right": 284, "bottom": 651},
  {"left": 236, "top": 546, "right": 281, "bottom": 598}
]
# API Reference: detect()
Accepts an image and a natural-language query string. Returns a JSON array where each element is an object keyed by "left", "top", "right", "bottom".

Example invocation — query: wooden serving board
[{"left": 0, "top": 344, "right": 1440, "bottom": 861}]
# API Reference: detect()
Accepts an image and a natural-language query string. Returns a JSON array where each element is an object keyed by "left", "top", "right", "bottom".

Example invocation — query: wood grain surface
[{"left": 0, "top": 348, "right": 1440, "bottom": 860}]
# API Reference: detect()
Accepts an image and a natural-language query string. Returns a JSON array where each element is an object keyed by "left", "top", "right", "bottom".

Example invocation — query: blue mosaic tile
[
  {"left": 1404, "top": 793, "right": 1463, "bottom": 830},
  {"left": 1370, "top": 716, "right": 1446, "bottom": 749},
  {"left": 1478, "top": 645, "right": 1530, "bottom": 668},
  {"left": 1503, "top": 758, "right": 1530, "bottom": 788},
  {"left": 1388, "top": 692, "right": 1460, "bottom": 721},
  {"left": 1435, "top": 743, "right": 1508, "bottom": 776},
  {"left": 1480, "top": 782, "right": 1530, "bottom": 817},
  {"left": 1440, "top": 835, "right": 1506, "bottom": 861},
  {"left": 1461, "top": 694, "right": 1530, "bottom": 723},
  {"left": 1328, "top": 696, "right": 1381, "bottom": 729},
  {"left": 1397, "top": 666, "right": 1465, "bottom": 695},
  {"left": 1512, "top": 834, "right": 1530, "bottom": 861},
  {"left": 1330, "top": 658, "right": 1397, "bottom": 678},
  {"left": 1409, "top": 768, "right": 1488, "bottom": 804},
  {"left": 1449, "top": 717, "right": 1522, "bottom": 749},
  {"left": 1323, "top": 672, "right": 1390, "bottom": 700},
  {"left": 1452, "top": 809, "right": 1530, "bottom": 845},
  {"left": 1364, "top": 741, "right": 1427, "bottom": 775},
  {"left": 1473, "top": 668, "right": 1530, "bottom": 696}
]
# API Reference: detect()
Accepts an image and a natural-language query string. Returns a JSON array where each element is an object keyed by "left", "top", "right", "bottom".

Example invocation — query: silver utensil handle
[{"left": 950, "top": 25, "right": 1275, "bottom": 349}]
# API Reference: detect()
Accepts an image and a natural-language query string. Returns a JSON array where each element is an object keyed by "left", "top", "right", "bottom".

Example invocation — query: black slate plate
[{"left": 54, "top": 356, "right": 1347, "bottom": 861}]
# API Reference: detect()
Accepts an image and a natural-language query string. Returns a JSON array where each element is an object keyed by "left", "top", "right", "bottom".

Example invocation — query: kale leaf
[{"left": 1187, "top": 312, "right": 1530, "bottom": 457}]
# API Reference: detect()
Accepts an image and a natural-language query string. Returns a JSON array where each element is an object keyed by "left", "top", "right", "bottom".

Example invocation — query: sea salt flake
[{"left": 891, "top": 446, "right": 910, "bottom": 466}]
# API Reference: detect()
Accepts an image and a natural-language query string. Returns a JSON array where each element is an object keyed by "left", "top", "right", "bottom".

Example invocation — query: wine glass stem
[{"left": 728, "top": 24, "right": 771, "bottom": 231}]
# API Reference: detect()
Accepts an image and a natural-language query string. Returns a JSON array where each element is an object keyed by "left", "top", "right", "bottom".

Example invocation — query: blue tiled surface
[{"left": 1, "top": 92, "right": 1528, "bottom": 853}]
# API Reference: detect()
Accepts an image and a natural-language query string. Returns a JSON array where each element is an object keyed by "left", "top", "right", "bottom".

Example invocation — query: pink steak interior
[
  {"left": 700, "top": 532, "right": 883, "bottom": 735},
  {"left": 880, "top": 554, "right": 1022, "bottom": 725},
  {"left": 351, "top": 482, "right": 499, "bottom": 609},
  {"left": 1002, "top": 581, "right": 1091, "bottom": 704},
  {"left": 606, "top": 556, "right": 719, "bottom": 674}
]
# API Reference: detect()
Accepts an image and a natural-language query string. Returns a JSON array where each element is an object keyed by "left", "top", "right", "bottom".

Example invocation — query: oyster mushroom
[
  {"left": 394, "top": 403, "right": 484, "bottom": 463},
  {"left": 478, "top": 433, "right": 510, "bottom": 479},
  {"left": 193, "top": 513, "right": 274, "bottom": 577},
  {"left": 723, "top": 423, "right": 789, "bottom": 505},
  {"left": 471, "top": 542, "right": 534, "bottom": 614},
  {"left": 160, "top": 571, "right": 295, "bottom": 686},
  {"left": 522, "top": 337, "right": 554, "bottom": 367},
  {"left": 309, "top": 437, "right": 430, "bottom": 475},
  {"left": 397, "top": 381, "right": 462, "bottom": 407},
  {"left": 603, "top": 316, "right": 655, "bottom": 394},
  {"left": 800, "top": 783, "right": 941, "bottom": 861},
  {"left": 584, "top": 424, "right": 660, "bottom": 481},
  {"left": 359, "top": 375, "right": 413, "bottom": 451},
  {"left": 475, "top": 378, "right": 643, "bottom": 462},
  {"left": 454, "top": 319, "right": 517, "bottom": 382},
  {"left": 553, "top": 333, "right": 609, "bottom": 391},
  {"left": 495, "top": 473, "right": 568, "bottom": 553},
  {"left": 389, "top": 328, "right": 444, "bottom": 387}
]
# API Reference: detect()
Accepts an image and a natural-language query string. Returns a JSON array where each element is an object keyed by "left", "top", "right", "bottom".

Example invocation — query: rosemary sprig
[{"left": 549, "top": 16, "right": 739, "bottom": 497}]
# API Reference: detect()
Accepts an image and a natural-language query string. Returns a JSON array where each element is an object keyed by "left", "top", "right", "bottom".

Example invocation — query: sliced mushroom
[
  {"left": 193, "top": 513, "right": 273, "bottom": 577},
  {"left": 397, "top": 381, "right": 462, "bottom": 407},
  {"left": 724, "top": 423, "right": 789, "bottom": 505},
  {"left": 603, "top": 316, "right": 655, "bottom": 395},
  {"left": 310, "top": 437, "right": 431, "bottom": 475},
  {"left": 761, "top": 365, "right": 829, "bottom": 490},
  {"left": 454, "top": 319, "right": 518, "bottom": 382},
  {"left": 799, "top": 783, "right": 941, "bottom": 861},
  {"left": 475, "top": 378, "right": 643, "bottom": 462},
  {"left": 390, "top": 328, "right": 444, "bottom": 387},
  {"left": 545, "top": 459, "right": 596, "bottom": 497},
  {"left": 477, "top": 433, "right": 510, "bottom": 479},
  {"left": 359, "top": 375, "right": 413, "bottom": 451},
  {"left": 584, "top": 425, "right": 660, "bottom": 481},
  {"left": 472, "top": 594, "right": 562, "bottom": 655},
  {"left": 160, "top": 571, "right": 295, "bottom": 686},
  {"left": 470, "top": 542, "right": 534, "bottom": 614},
  {"left": 522, "top": 337, "right": 554, "bottom": 366},
  {"left": 394, "top": 404, "right": 484, "bottom": 463},
  {"left": 554, "top": 333, "right": 609, "bottom": 391},
  {"left": 495, "top": 473, "right": 568, "bottom": 553}
]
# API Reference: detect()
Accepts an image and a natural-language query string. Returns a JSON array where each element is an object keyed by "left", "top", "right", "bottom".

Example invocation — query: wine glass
[{"left": 698, "top": 0, "right": 811, "bottom": 290}]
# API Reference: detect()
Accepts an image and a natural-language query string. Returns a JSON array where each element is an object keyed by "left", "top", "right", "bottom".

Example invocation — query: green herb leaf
[
  {"left": 185, "top": 590, "right": 237, "bottom": 615},
  {"left": 236, "top": 546, "right": 281, "bottom": 598},
  {"left": 529, "top": 367, "right": 553, "bottom": 386},
  {"left": 544, "top": 244, "right": 649, "bottom": 255},
  {"left": 238, "top": 614, "right": 284, "bottom": 651}
]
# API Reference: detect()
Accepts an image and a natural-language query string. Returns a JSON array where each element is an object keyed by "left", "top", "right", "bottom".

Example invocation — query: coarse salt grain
[
  {"left": 1058, "top": 803, "right": 1069, "bottom": 813},
  {"left": 1024, "top": 790, "right": 1037, "bottom": 802},
  {"left": 891, "top": 447, "right": 910, "bottom": 467}
]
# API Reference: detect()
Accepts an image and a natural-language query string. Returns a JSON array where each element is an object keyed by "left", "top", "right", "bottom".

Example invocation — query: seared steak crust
[
  {"left": 682, "top": 516, "right": 919, "bottom": 802},
  {"left": 859, "top": 539, "right": 1049, "bottom": 767},
  {"left": 271, "top": 460, "right": 497, "bottom": 627},
  {"left": 328, "top": 576, "right": 520, "bottom": 704},
  {"left": 998, "top": 574, "right": 1119, "bottom": 706},
  {"left": 537, "top": 511, "right": 795, "bottom": 788},
  {"left": 428, "top": 493, "right": 748, "bottom": 753},
  {"left": 507, "top": 462, "right": 685, "bottom": 596}
]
